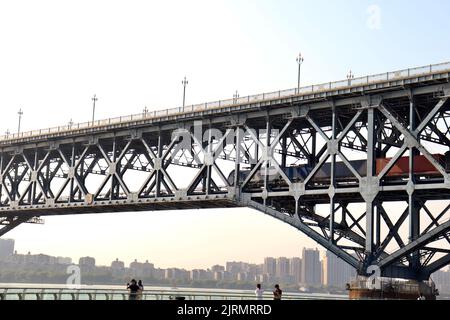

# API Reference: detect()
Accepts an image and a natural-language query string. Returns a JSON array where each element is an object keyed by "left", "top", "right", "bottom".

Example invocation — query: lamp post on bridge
[
  {"left": 17, "top": 108, "right": 23, "bottom": 134},
  {"left": 347, "top": 70, "right": 354, "bottom": 86},
  {"left": 5, "top": 129, "right": 10, "bottom": 138},
  {"left": 233, "top": 90, "right": 239, "bottom": 104},
  {"left": 91, "top": 94, "right": 98, "bottom": 125},
  {"left": 182, "top": 77, "right": 188, "bottom": 108},
  {"left": 143, "top": 106, "right": 148, "bottom": 118},
  {"left": 296, "top": 52, "right": 304, "bottom": 94}
]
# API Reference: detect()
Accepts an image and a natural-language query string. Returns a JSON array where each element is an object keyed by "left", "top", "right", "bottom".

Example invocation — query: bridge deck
[{"left": 1, "top": 62, "right": 449, "bottom": 146}]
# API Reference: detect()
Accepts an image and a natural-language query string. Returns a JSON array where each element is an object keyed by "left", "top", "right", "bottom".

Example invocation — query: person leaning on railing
[
  {"left": 126, "top": 279, "right": 140, "bottom": 300},
  {"left": 137, "top": 280, "right": 144, "bottom": 300}
]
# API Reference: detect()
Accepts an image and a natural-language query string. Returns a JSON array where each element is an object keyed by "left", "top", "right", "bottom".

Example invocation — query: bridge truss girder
[{"left": 1, "top": 82, "right": 450, "bottom": 281}]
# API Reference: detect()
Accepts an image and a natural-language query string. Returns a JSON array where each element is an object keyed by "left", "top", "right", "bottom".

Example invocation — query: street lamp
[
  {"left": 347, "top": 70, "right": 354, "bottom": 86},
  {"left": 5, "top": 129, "right": 10, "bottom": 138},
  {"left": 233, "top": 90, "right": 239, "bottom": 104},
  {"left": 143, "top": 106, "right": 148, "bottom": 117},
  {"left": 17, "top": 108, "right": 23, "bottom": 134},
  {"left": 296, "top": 53, "right": 304, "bottom": 93},
  {"left": 91, "top": 94, "right": 98, "bottom": 125},
  {"left": 68, "top": 119, "right": 74, "bottom": 129},
  {"left": 182, "top": 77, "right": 188, "bottom": 108}
]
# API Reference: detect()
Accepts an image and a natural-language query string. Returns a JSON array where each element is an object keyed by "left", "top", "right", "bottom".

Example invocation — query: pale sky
[{"left": 1, "top": 0, "right": 450, "bottom": 269}]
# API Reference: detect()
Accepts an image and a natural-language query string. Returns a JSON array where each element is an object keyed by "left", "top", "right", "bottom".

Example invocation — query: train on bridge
[{"left": 228, "top": 152, "right": 450, "bottom": 187}]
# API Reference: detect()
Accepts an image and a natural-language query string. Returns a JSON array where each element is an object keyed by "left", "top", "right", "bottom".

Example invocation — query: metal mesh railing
[{"left": 1, "top": 61, "right": 449, "bottom": 143}]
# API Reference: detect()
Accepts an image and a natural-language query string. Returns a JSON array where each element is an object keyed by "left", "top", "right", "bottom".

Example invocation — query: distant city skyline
[
  {"left": 0, "top": 237, "right": 356, "bottom": 289},
  {"left": 2, "top": 236, "right": 323, "bottom": 271},
  {"left": 2, "top": 238, "right": 450, "bottom": 294}
]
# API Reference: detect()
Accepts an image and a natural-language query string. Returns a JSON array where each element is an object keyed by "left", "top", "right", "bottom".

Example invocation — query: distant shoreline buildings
[{"left": 1, "top": 238, "right": 449, "bottom": 293}]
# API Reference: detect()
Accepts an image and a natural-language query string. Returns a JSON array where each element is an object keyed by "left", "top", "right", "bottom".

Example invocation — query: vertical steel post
[
  {"left": 0, "top": 154, "right": 3, "bottom": 204},
  {"left": 329, "top": 105, "right": 337, "bottom": 242},
  {"left": 206, "top": 127, "right": 212, "bottom": 195},
  {"left": 365, "top": 108, "right": 376, "bottom": 254},
  {"left": 156, "top": 133, "right": 163, "bottom": 197},
  {"left": 263, "top": 118, "right": 271, "bottom": 206},
  {"left": 376, "top": 202, "right": 381, "bottom": 247},
  {"left": 69, "top": 144, "right": 75, "bottom": 203},
  {"left": 310, "top": 128, "right": 316, "bottom": 167},
  {"left": 281, "top": 136, "right": 287, "bottom": 168},
  {"left": 13, "top": 161, "right": 18, "bottom": 201},
  {"left": 409, "top": 94, "right": 420, "bottom": 270},
  {"left": 110, "top": 139, "right": 116, "bottom": 201},
  {"left": 341, "top": 203, "right": 348, "bottom": 225},
  {"left": 78, "top": 159, "right": 84, "bottom": 201},
  {"left": 234, "top": 127, "right": 242, "bottom": 191},
  {"left": 30, "top": 150, "right": 38, "bottom": 204},
  {"left": 252, "top": 133, "right": 259, "bottom": 170}
]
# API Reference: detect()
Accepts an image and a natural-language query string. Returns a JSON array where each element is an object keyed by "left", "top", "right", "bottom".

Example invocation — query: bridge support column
[
  {"left": 329, "top": 104, "right": 337, "bottom": 243},
  {"left": 263, "top": 117, "right": 271, "bottom": 207},
  {"left": 408, "top": 93, "right": 421, "bottom": 271},
  {"left": 364, "top": 107, "right": 378, "bottom": 264},
  {"left": 234, "top": 126, "right": 243, "bottom": 200}
]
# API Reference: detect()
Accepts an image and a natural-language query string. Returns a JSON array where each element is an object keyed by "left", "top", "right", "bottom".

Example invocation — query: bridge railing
[
  {"left": 1, "top": 61, "right": 449, "bottom": 142},
  {"left": 0, "top": 287, "right": 347, "bottom": 300}
]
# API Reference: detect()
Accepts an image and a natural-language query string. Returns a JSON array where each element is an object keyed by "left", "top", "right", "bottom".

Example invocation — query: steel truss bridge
[{"left": 1, "top": 62, "right": 450, "bottom": 282}]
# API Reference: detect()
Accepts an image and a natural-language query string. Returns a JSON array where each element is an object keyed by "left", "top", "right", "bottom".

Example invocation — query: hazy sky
[{"left": 1, "top": 0, "right": 450, "bottom": 269}]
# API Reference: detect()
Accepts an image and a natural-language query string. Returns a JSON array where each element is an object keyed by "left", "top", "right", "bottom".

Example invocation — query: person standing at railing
[
  {"left": 137, "top": 280, "right": 144, "bottom": 300},
  {"left": 273, "top": 284, "right": 282, "bottom": 300},
  {"left": 127, "top": 279, "right": 140, "bottom": 300},
  {"left": 255, "top": 283, "right": 264, "bottom": 300}
]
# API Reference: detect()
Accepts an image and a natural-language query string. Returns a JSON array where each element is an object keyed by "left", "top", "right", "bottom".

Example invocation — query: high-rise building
[
  {"left": 275, "top": 257, "right": 290, "bottom": 279},
  {"left": 189, "top": 269, "right": 212, "bottom": 281},
  {"left": 301, "top": 248, "right": 321, "bottom": 286},
  {"left": 237, "top": 272, "right": 248, "bottom": 282},
  {"left": 322, "top": 251, "right": 356, "bottom": 288},
  {"left": 165, "top": 268, "right": 189, "bottom": 281},
  {"left": 79, "top": 256, "right": 96, "bottom": 267},
  {"left": 211, "top": 265, "right": 225, "bottom": 273},
  {"left": 226, "top": 261, "right": 249, "bottom": 277},
  {"left": 190, "top": 269, "right": 200, "bottom": 281},
  {"left": 56, "top": 257, "right": 72, "bottom": 265},
  {"left": 263, "top": 257, "right": 276, "bottom": 278},
  {"left": 25, "top": 253, "right": 52, "bottom": 265},
  {"left": 214, "top": 271, "right": 224, "bottom": 281},
  {"left": 110, "top": 258, "right": 125, "bottom": 277},
  {"left": 0, "top": 239, "right": 15, "bottom": 260},
  {"left": 142, "top": 260, "right": 155, "bottom": 277},
  {"left": 111, "top": 258, "right": 125, "bottom": 270},
  {"left": 153, "top": 268, "right": 165, "bottom": 280},
  {"left": 289, "top": 257, "right": 302, "bottom": 283},
  {"left": 129, "top": 259, "right": 154, "bottom": 277},
  {"left": 256, "top": 273, "right": 269, "bottom": 283}
]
